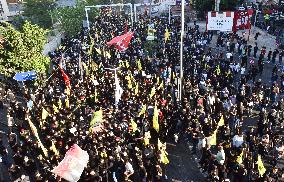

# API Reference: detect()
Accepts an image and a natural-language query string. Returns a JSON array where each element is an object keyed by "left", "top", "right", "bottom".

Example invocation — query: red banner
[{"left": 233, "top": 10, "right": 251, "bottom": 31}]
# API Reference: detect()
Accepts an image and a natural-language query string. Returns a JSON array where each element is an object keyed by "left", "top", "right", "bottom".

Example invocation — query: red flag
[
  {"left": 59, "top": 65, "right": 71, "bottom": 89},
  {"left": 107, "top": 32, "right": 134, "bottom": 52}
]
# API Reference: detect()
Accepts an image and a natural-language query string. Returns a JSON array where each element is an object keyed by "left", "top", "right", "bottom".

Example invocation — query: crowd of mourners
[{"left": 0, "top": 9, "right": 284, "bottom": 182}]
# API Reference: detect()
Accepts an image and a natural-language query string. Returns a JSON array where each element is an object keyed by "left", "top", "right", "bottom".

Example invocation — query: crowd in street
[{"left": 0, "top": 9, "right": 284, "bottom": 182}]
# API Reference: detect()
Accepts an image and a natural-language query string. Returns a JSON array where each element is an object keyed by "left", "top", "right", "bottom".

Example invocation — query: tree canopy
[
  {"left": 23, "top": 0, "right": 56, "bottom": 29},
  {"left": 0, "top": 21, "right": 50, "bottom": 78},
  {"left": 52, "top": 2, "right": 87, "bottom": 37},
  {"left": 52, "top": 1, "right": 99, "bottom": 37}
]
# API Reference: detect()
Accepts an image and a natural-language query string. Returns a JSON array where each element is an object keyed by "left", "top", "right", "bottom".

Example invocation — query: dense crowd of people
[{"left": 0, "top": 9, "right": 284, "bottom": 182}]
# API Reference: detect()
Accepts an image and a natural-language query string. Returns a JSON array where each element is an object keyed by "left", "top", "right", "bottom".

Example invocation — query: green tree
[
  {"left": 0, "top": 21, "right": 50, "bottom": 78},
  {"left": 52, "top": 1, "right": 98, "bottom": 37},
  {"left": 23, "top": 0, "right": 56, "bottom": 29},
  {"left": 194, "top": 0, "right": 214, "bottom": 19},
  {"left": 219, "top": 0, "right": 238, "bottom": 11}
]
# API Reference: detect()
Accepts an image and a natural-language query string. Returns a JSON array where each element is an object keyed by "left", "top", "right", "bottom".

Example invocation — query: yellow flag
[
  {"left": 218, "top": 115, "right": 224, "bottom": 127},
  {"left": 130, "top": 119, "right": 138, "bottom": 132},
  {"left": 144, "top": 138, "right": 150, "bottom": 146},
  {"left": 98, "top": 62, "right": 103, "bottom": 69},
  {"left": 91, "top": 61, "right": 98, "bottom": 70},
  {"left": 258, "top": 155, "right": 266, "bottom": 177},
  {"left": 161, "top": 151, "right": 170, "bottom": 164},
  {"left": 138, "top": 105, "right": 147, "bottom": 117},
  {"left": 125, "top": 61, "right": 130, "bottom": 69},
  {"left": 144, "top": 131, "right": 151, "bottom": 146},
  {"left": 158, "top": 139, "right": 169, "bottom": 164},
  {"left": 58, "top": 99, "right": 62, "bottom": 109},
  {"left": 150, "top": 87, "right": 156, "bottom": 98},
  {"left": 53, "top": 104, "right": 58, "bottom": 114},
  {"left": 51, "top": 141, "right": 59, "bottom": 156},
  {"left": 28, "top": 119, "right": 48, "bottom": 157},
  {"left": 165, "top": 28, "right": 170, "bottom": 42},
  {"left": 172, "top": 71, "right": 176, "bottom": 80},
  {"left": 88, "top": 35, "right": 94, "bottom": 56},
  {"left": 129, "top": 72, "right": 134, "bottom": 81},
  {"left": 153, "top": 105, "right": 159, "bottom": 132},
  {"left": 137, "top": 60, "right": 142, "bottom": 71},
  {"left": 216, "top": 65, "right": 221, "bottom": 76},
  {"left": 119, "top": 61, "right": 125, "bottom": 67},
  {"left": 65, "top": 97, "right": 69, "bottom": 108},
  {"left": 128, "top": 79, "right": 132, "bottom": 89},
  {"left": 66, "top": 87, "right": 70, "bottom": 96},
  {"left": 90, "top": 110, "right": 103, "bottom": 127},
  {"left": 82, "top": 62, "right": 89, "bottom": 76},
  {"left": 209, "top": 129, "right": 217, "bottom": 146},
  {"left": 158, "top": 80, "right": 164, "bottom": 90},
  {"left": 105, "top": 51, "right": 111, "bottom": 59},
  {"left": 88, "top": 36, "right": 95, "bottom": 57},
  {"left": 95, "top": 48, "right": 101, "bottom": 55},
  {"left": 135, "top": 83, "right": 139, "bottom": 95},
  {"left": 236, "top": 151, "right": 243, "bottom": 164},
  {"left": 100, "top": 151, "right": 108, "bottom": 158},
  {"left": 42, "top": 108, "right": 49, "bottom": 120},
  {"left": 90, "top": 75, "right": 95, "bottom": 82}
]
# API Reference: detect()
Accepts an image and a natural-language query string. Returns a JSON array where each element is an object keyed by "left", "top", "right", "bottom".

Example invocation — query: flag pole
[
  {"left": 179, "top": 0, "right": 185, "bottom": 101},
  {"left": 168, "top": 5, "right": 171, "bottom": 25}
]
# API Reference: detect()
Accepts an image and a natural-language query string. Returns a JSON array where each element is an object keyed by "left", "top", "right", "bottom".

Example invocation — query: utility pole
[
  {"left": 215, "top": 0, "right": 220, "bottom": 11},
  {"left": 149, "top": 0, "right": 152, "bottom": 19},
  {"left": 179, "top": 0, "right": 185, "bottom": 101}
]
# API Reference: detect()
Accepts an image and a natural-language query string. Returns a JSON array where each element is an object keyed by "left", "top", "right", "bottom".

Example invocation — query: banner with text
[
  {"left": 206, "top": 11, "right": 235, "bottom": 32},
  {"left": 233, "top": 10, "right": 253, "bottom": 31}
]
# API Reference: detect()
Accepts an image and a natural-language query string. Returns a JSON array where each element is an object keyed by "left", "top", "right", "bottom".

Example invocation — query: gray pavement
[
  {"left": 188, "top": 21, "right": 278, "bottom": 51},
  {"left": 166, "top": 142, "right": 207, "bottom": 182}
]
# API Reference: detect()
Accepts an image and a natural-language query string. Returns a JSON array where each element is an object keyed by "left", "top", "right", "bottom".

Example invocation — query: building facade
[{"left": 0, "top": 0, "right": 23, "bottom": 21}]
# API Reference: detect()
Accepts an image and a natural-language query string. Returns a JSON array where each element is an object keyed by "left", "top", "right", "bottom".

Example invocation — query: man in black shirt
[
  {"left": 272, "top": 49, "right": 279, "bottom": 64},
  {"left": 254, "top": 47, "right": 260, "bottom": 63},
  {"left": 279, "top": 49, "right": 283, "bottom": 65}
]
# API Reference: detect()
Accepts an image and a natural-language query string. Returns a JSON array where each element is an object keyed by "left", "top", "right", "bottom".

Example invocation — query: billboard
[{"left": 207, "top": 11, "right": 235, "bottom": 32}]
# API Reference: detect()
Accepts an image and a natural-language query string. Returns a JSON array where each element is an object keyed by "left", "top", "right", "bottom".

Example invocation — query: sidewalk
[{"left": 188, "top": 21, "right": 278, "bottom": 51}]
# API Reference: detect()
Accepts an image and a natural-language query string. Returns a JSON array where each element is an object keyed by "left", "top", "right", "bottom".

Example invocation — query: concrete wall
[{"left": 43, "top": 32, "right": 65, "bottom": 55}]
